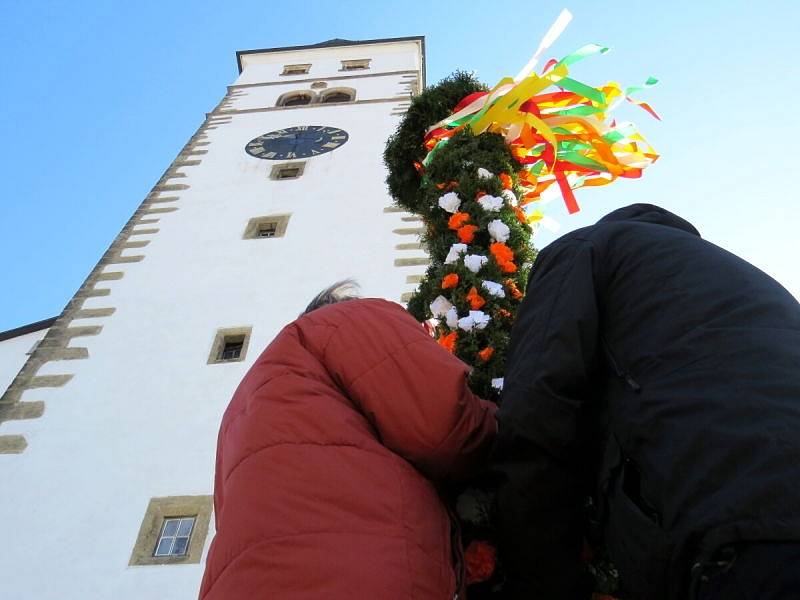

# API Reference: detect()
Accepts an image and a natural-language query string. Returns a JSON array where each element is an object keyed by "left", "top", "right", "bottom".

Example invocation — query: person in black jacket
[{"left": 491, "top": 203, "right": 800, "bottom": 600}]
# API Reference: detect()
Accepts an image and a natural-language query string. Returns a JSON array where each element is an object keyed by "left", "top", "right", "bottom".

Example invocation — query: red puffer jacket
[{"left": 199, "top": 298, "right": 497, "bottom": 599}]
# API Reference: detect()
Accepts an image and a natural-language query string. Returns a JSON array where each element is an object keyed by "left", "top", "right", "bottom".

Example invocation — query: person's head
[{"left": 302, "top": 279, "right": 361, "bottom": 316}]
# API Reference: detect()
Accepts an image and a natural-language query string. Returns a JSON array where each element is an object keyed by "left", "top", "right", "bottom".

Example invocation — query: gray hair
[{"left": 302, "top": 279, "right": 361, "bottom": 316}]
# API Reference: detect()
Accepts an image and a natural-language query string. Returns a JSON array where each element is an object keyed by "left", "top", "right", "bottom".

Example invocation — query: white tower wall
[{"left": 0, "top": 37, "right": 426, "bottom": 599}]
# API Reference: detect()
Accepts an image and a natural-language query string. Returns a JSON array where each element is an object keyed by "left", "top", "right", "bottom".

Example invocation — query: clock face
[{"left": 245, "top": 126, "right": 349, "bottom": 160}]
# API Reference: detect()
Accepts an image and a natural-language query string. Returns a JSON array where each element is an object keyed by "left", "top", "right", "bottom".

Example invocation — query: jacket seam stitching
[
  {"left": 223, "top": 440, "right": 389, "bottom": 484},
  {"left": 346, "top": 337, "right": 433, "bottom": 388}
]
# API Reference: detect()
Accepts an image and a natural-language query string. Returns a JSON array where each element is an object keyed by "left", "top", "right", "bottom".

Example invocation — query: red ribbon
[
  {"left": 453, "top": 91, "right": 489, "bottom": 113},
  {"left": 556, "top": 171, "right": 580, "bottom": 214}
]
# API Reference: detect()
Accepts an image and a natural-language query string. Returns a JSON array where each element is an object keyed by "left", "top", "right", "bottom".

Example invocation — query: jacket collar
[{"left": 597, "top": 203, "right": 700, "bottom": 237}]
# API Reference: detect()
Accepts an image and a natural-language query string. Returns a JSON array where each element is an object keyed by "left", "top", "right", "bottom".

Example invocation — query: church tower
[{"left": 0, "top": 37, "right": 426, "bottom": 599}]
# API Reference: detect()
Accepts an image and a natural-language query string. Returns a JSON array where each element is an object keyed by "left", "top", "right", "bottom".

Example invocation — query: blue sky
[{"left": 2, "top": 0, "right": 798, "bottom": 331}]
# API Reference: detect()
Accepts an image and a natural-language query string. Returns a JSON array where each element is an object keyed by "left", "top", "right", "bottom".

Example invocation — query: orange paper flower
[
  {"left": 490, "top": 242, "right": 513, "bottom": 263},
  {"left": 477, "top": 347, "right": 494, "bottom": 362},
  {"left": 457, "top": 224, "right": 479, "bottom": 244},
  {"left": 448, "top": 212, "right": 471, "bottom": 230},
  {"left": 505, "top": 279, "right": 523, "bottom": 300},
  {"left": 464, "top": 540, "right": 497, "bottom": 584},
  {"left": 513, "top": 205, "right": 528, "bottom": 225},
  {"left": 475, "top": 190, "right": 486, "bottom": 200},
  {"left": 436, "top": 180, "right": 459, "bottom": 190},
  {"left": 490, "top": 242, "right": 517, "bottom": 273},
  {"left": 438, "top": 330, "right": 458, "bottom": 353},
  {"left": 497, "top": 308, "right": 513, "bottom": 319},
  {"left": 499, "top": 172, "right": 513, "bottom": 190},
  {"left": 441, "top": 273, "right": 459, "bottom": 289},
  {"left": 466, "top": 286, "right": 486, "bottom": 310},
  {"left": 499, "top": 260, "right": 517, "bottom": 273}
]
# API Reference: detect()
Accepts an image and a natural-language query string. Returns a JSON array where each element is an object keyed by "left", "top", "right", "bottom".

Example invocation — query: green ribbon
[
  {"left": 625, "top": 76, "right": 659, "bottom": 97},
  {"left": 555, "top": 76, "right": 607, "bottom": 105},
  {"left": 554, "top": 44, "right": 610, "bottom": 69}
]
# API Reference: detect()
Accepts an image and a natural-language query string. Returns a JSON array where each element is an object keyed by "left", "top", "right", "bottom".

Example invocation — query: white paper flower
[
  {"left": 477, "top": 167, "right": 494, "bottom": 179},
  {"left": 470, "top": 310, "right": 491, "bottom": 330},
  {"left": 488, "top": 219, "right": 511, "bottom": 243},
  {"left": 437, "top": 191, "right": 461, "bottom": 213},
  {"left": 445, "top": 307, "right": 459, "bottom": 329},
  {"left": 463, "top": 254, "right": 488, "bottom": 274},
  {"left": 491, "top": 377, "right": 505, "bottom": 391},
  {"left": 457, "top": 314, "right": 475, "bottom": 331},
  {"left": 429, "top": 295, "right": 454, "bottom": 318},
  {"left": 477, "top": 194, "right": 504, "bottom": 212},
  {"left": 481, "top": 280, "right": 506, "bottom": 298},
  {"left": 444, "top": 243, "right": 468, "bottom": 264},
  {"left": 501, "top": 189, "right": 518, "bottom": 205}
]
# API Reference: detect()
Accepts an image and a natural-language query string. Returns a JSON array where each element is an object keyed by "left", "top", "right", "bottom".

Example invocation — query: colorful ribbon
[{"left": 421, "top": 15, "right": 659, "bottom": 216}]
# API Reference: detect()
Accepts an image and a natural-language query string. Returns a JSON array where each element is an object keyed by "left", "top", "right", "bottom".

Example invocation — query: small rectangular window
[
  {"left": 219, "top": 336, "right": 245, "bottom": 361},
  {"left": 153, "top": 516, "right": 195, "bottom": 557},
  {"left": 243, "top": 214, "right": 291, "bottom": 240},
  {"left": 257, "top": 222, "right": 278, "bottom": 238},
  {"left": 277, "top": 167, "right": 300, "bottom": 179},
  {"left": 341, "top": 59, "right": 371, "bottom": 71},
  {"left": 281, "top": 63, "right": 311, "bottom": 76},
  {"left": 128, "top": 495, "right": 213, "bottom": 566},
  {"left": 270, "top": 162, "right": 305, "bottom": 180},
  {"left": 208, "top": 327, "right": 252, "bottom": 364}
]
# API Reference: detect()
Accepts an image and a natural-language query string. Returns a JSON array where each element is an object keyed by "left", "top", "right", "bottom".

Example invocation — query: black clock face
[{"left": 245, "top": 126, "right": 349, "bottom": 160}]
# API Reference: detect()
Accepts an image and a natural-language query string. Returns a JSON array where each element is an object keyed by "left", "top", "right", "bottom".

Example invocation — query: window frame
[
  {"left": 243, "top": 214, "right": 292, "bottom": 240},
  {"left": 129, "top": 496, "right": 213, "bottom": 566},
  {"left": 256, "top": 222, "right": 279, "bottom": 238},
  {"left": 279, "top": 92, "right": 314, "bottom": 107},
  {"left": 153, "top": 516, "right": 196, "bottom": 557},
  {"left": 207, "top": 327, "right": 253, "bottom": 365},
  {"left": 269, "top": 162, "right": 305, "bottom": 181},
  {"left": 281, "top": 63, "right": 311, "bottom": 76},
  {"left": 319, "top": 88, "right": 356, "bottom": 104},
  {"left": 340, "top": 58, "right": 371, "bottom": 71},
  {"left": 219, "top": 338, "right": 245, "bottom": 361},
  {"left": 275, "top": 167, "right": 300, "bottom": 180}
]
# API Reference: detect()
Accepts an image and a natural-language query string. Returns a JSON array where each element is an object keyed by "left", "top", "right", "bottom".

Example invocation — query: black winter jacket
[{"left": 492, "top": 204, "right": 800, "bottom": 600}]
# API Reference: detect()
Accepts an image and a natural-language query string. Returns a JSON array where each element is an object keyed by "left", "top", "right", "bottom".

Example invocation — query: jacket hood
[{"left": 597, "top": 203, "right": 700, "bottom": 237}]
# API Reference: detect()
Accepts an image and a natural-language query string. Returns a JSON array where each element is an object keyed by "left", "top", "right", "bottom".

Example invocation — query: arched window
[
  {"left": 278, "top": 92, "right": 313, "bottom": 107},
  {"left": 320, "top": 89, "right": 355, "bottom": 104}
]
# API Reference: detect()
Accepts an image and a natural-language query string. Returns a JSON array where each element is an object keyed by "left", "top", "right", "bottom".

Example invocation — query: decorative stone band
[
  {"left": 215, "top": 96, "right": 412, "bottom": 117},
  {"left": 387, "top": 206, "right": 430, "bottom": 304},
  {"left": 0, "top": 102, "right": 228, "bottom": 453},
  {"left": 228, "top": 69, "right": 420, "bottom": 91}
]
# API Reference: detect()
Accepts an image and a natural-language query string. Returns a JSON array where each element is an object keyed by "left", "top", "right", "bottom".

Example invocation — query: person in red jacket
[{"left": 199, "top": 281, "right": 498, "bottom": 599}]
